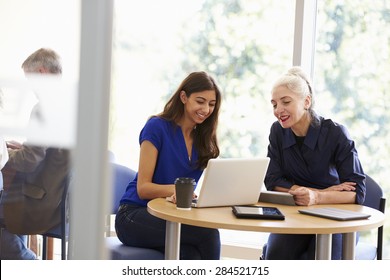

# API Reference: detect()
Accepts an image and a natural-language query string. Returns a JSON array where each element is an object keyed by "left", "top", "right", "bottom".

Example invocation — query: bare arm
[
  {"left": 274, "top": 182, "right": 357, "bottom": 206},
  {"left": 289, "top": 186, "right": 356, "bottom": 206},
  {"left": 136, "top": 140, "right": 175, "bottom": 200}
]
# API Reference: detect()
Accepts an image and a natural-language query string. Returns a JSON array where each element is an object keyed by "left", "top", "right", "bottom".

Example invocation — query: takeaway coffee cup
[{"left": 174, "top": 177, "right": 195, "bottom": 210}]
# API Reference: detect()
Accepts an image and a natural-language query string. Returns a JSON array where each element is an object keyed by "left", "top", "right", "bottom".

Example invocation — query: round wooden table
[{"left": 147, "top": 198, "right": 385, "bottom": 260}]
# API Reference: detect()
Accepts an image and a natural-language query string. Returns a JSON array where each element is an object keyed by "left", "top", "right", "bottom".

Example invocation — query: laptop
[
  {"left": 298, "top": 207, "right": 371, "bottom": 221},
  {"left": 258, "top": 190, "right": 296, "bottom": 206},
  {"left": 191, "top": 157, "right": 270, "bottom": 208}
]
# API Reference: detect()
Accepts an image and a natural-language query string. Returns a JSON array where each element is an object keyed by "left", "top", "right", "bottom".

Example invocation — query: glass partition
[{"left": 0, "top": 0, "right": 80, "bottom": 260}]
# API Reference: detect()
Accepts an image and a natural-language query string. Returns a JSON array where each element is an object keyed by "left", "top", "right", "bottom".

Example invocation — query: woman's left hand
[
  {"left": 167, "top": 192, "right": 197, "bottom": 204},
  {"left": 322, "top": 182, "right": 356, "bottom": 192}
]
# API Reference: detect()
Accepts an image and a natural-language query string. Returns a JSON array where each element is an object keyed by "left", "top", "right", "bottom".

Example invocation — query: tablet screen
[
  {"left": 234, "top": 206, "right": 264, "bottom": 215},
  {"left": 232, "top": 206, "right": 285, "bottom": 220}
]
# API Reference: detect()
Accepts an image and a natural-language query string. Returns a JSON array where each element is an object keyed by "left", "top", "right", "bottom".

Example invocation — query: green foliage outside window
[{"left": 315, "top": 0, "right": 390, "bottom": 257}]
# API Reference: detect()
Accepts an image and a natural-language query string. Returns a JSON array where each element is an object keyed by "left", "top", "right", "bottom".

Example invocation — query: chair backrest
[
  {"left": 363, "top": 175, "right": 385, "bottom": 211},
  {"left": 106, "top": 163, "right": 164, "bottom": 260},
  {"left": 360, "top": 174, "right": 386, "bottom": 260},
  {"left": 111, "top": 163, "right": 137, "bottom": 214}
]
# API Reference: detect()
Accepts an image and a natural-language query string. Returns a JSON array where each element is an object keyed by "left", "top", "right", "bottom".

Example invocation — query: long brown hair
[{"left": 157, "top": 71, "right": 221, "bottom": 169}]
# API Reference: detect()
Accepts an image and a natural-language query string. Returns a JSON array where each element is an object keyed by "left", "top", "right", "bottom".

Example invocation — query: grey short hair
[{"left": 21, "top": 48, "right": 62, "bottom": 74}]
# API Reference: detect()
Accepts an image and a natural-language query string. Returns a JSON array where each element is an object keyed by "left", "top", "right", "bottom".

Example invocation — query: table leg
[
  {"left": 342, "top": 232, "right": 356, "bottom": 260},
  {"left": 165, "top": 220, "right": 181, "bottom": 260},
  {"left": 316, "top": 234, "right": 332, "bottom": 260}
]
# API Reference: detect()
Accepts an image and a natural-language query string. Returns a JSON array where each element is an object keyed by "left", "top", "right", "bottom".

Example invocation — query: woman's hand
[
  {"left": 321, "top": 182, "right": 356, "bottom": 192},
  {"left": 289, "top": 187, "right": 318, "bottom": 206},
  {"left": 167, "top": 192, "right": 198, "bottom": 204},
  {"left": 168, "top": 193, "right": 177, "bottom": 204},
  {"left": 6, "top": 140, "right": 22, "bottom": 150},
  {"left": 289, "top": 182, "right": 357, "bottom": 206},
  {"left": 167, "top": 192, "right": 197, "bottom": 204}
]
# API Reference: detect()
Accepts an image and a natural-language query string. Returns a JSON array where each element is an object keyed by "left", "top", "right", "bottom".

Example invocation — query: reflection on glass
[{"left": 0, "top": 76, "right": 77, "bottom": 148}]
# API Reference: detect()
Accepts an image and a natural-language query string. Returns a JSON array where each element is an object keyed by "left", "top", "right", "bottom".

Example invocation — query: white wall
[{"left": 0, "top": 0, "right": 80, "bottom": 82}]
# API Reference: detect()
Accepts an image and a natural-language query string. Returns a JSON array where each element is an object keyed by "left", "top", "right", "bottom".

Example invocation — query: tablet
[
  {"left": 258, "top": 190, "right": 296, "bottom": 206},
  {"left": 232, "top": 205, "right": 285, "bottom": 220},
  {"left": 298, "top": 207, "right": 371, "bottom": 221}
]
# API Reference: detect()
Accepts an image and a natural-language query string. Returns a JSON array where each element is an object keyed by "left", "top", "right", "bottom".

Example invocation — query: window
[
  {"left": 110, "top": 0, "right": 296, "bottom": 258},
  {"left": 110, "top": 0, "right": 295, "bottom": 167},
  {"left": 315, "top": 0, "right": 390, "bottom": 258}
]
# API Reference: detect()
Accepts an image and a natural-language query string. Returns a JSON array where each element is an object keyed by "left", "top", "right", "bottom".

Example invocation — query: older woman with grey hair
[{"left": 262, "top": 66, "right": 366, "bottom": 260}]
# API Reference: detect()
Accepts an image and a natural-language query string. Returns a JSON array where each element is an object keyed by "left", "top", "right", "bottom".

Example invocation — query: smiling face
[
  {"left": 181, "top": 90, "right": 217, "bottom": 125},
  {"left": 271, "top": 85, "right": 311, "bottom": 136}
]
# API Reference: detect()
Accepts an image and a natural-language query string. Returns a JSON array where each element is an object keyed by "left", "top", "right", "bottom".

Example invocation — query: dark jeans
[
  {"left": 263, "top": 232, "right": 358, "bottom": 260},
  {"left": 0, "top": 191, "right": 36, "bottom": 260},
  {"left": 115, "top": 203, "right": 221, "bottom": 260}
]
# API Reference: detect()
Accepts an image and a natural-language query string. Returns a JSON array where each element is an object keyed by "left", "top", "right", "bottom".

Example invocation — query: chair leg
[
  {"left": 377, "top": 226, "right": 383, "bottom": 260},
  {"left": 42, "top": 236, "right": 47, "bottom": 260},
  {"left": 61, "top": 238, "right": 66, "bottom": 260}
]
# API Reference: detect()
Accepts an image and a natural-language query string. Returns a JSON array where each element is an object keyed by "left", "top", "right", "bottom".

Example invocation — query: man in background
[{"left": 0, "top": 48, "right": 70, "bottom": 259}]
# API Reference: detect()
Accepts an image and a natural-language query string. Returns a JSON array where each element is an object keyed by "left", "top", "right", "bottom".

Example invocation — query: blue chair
[
  {"left": 105, "top": 162, "right": 164, "bottom": 260},
  {"left": 355, "top": 175, "right": 386, "bottom": 260}
]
